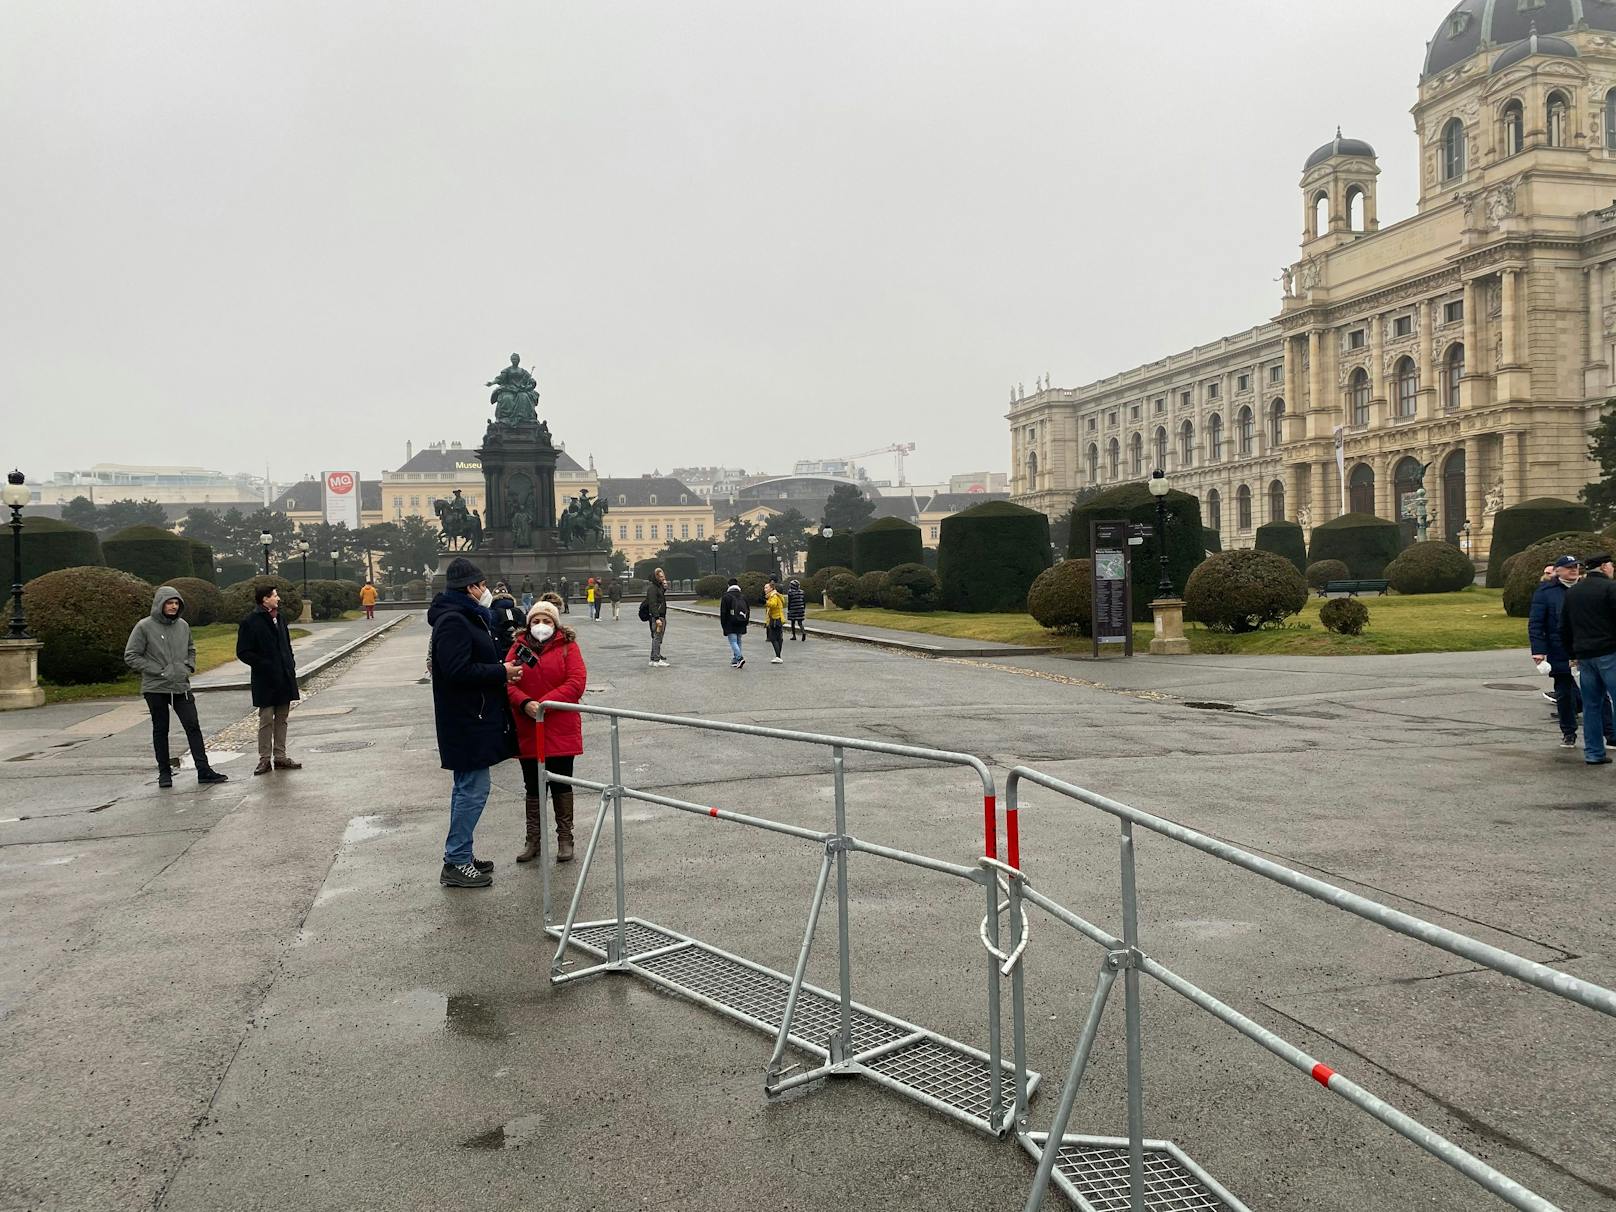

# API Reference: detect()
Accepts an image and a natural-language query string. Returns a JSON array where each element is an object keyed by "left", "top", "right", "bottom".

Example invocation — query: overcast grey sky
[{"left": 2, "top": 1, "right": 1439, "bottom": 489}]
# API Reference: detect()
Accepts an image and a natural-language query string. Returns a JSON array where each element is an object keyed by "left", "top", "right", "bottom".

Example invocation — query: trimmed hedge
[
  {"left": 853, "top": 517, "right": 923, "bottom": 575},
  {"left": 806, "top": 565, "right": 853, "bottom": 599},
  {"left": 307, "top": 579, "right": 360, "bottom": 620},
  {"left": 168, "top": 576, "right": 224, "bottom": 626},
  {"left": 220, "top": 576, "right": 304, "bottom": 624},
  {"left": 1068, "top": 483, "right": 1204, "bottom": 621},
  {"left": 23, "top": 566, "right": 153, "bottom": 684},
  {"left": 633, "top": 558, "right": 660, "bottom": 582},
  {"left": 737, "top": 571, "right": 768, "bottom": 605},
  {"left": 695, "top": 574, "right": 727, "bottom": 600},
  {"left": 1254, "top": 521, "right": 1307, "bottom": 574},
  {"left": 1385, "top": 541, "right": 1476, "bottom": 595},
  {"left": 1184, "top": 549, "right": 1309, "bottom": 633},
  {"left": 877, "top": 563, "right": 940, "bottom": 612},
  {"left": 662, "top": 553, "right": 700, "bottom": 584},
  {"left": 826, "top": 573, "right": 860, "bottom": 609},
  {"left": 0, "top": 517, "right": 103, "bottom": 587},
  {"left": 1307, "top": 513, "right": 1403, "bottom": 579},
  {"left": 1499, "top": 552, "right": 1525, "bottom": 586},
  {"left": 216, "top": 558, "right": 258, "bottom": 587},
  {"left": 103, "top": 524, "right": 194, "bottom": 585},
  {"left": 938, "top": 500, "right": 1054, "bottom": 613},
  {"left": 922, "top": 546, "right": 939, "bottom": 570},
  {"left": 1503, "top": 531, "right": 1609, "bottom": 617},
  {"left": 805, "top": 532, "right": 854, "bottom": 575},
  {"left": 1203, "top": 528, "right": 1223, "bottom": 556},
  {"left": 1320, "top": 597, "right": 1370, "bottom": 635},
  {"left": 743, "top": 551, "right": 778, "bottom": 575},
  {"left": 1485, "top": 498, "right": 1592, "bottom": 588},
  {"left": 187, "top": 541, "right": 216, "bottom": 583},
  {"left": 855, "top": 570, "right": 885, "bottom": 607},
  {"left": 1027, "top": 560, "right": 1093, "bottom": 635},
  {"left": 1306, "top": 559, "right": 1350, "bottom": 590}
]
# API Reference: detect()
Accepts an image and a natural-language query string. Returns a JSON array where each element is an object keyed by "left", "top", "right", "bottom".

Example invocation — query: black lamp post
[
  {"left": 260, "top": 530, "right": 273, "bottom": 577},
  {"left": 5, "top": 470, "right": 32, "bottom": 639},
  {"left": 710, "top": 542, "right": 719, "bottom": 573},
  {"left": 767, "top": 533, "right": 779, "bottom": 578},
  {"left": 297, "top": 540, "right": 310, "bottom": 596},
  {"left": 330, "top": 550, "right": 339, "bottom": 580},
  {"left": 1147, "top": 470, "right": 1174, "bottom": 598}
]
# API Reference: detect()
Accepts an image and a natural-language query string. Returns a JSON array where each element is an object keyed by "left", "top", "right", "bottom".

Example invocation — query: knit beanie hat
[{"left": 446, "top": 557, "right": 485, "bottom": 590}]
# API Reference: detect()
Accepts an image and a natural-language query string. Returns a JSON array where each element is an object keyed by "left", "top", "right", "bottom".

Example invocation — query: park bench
[{"left": 1318, "top": 579, "right": 1390, "bottom": 598}]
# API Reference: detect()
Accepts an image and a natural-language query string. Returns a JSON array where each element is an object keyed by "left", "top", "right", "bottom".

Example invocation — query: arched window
[
  {"left": 1503, "top": 99, "right": 1525, "bottom": 156},
  {"left": 1442, "top": 449, "right": 1468, "bottom": 544},
  {"left": 1444, "top": 343, "right": 1465, "bottom": 411},
  {"left": 1606, "top": 90, "right": 1616, "bottom": 151},
  {"left": 1237, "top": 406, "right": 1254, "bottom": 456},
  {"left": 1129, "top": 432, "right": 1143, "bottom": 476},
  {"left": 1208, "top": 414, "right": 1224, "bottom": 462},
  {"left": 1028, "top": 451, "right": 1040, "bottom": 488},
  {"left": 1236, "top": 484, "right": 1253, "bottom": 531},
  {"left": 1394, "top": 357, "right": 1418, "bottom": 418},
  {"left": 1207, "top": 488, "right": 1222, "bottom": 532},
  {"left": 1107, "top": 437, "right": 1120, "bottom": 479},
  {"left": 1179, "top": 420, "right": 1195, "bottom": 468},
  {"left": 1346, "top": 187, "right": 1365, "bottom": 231},
  {"left": 1441, "top": 118, "right": 1467, "bottom": 181},
  {"left": 1269, "top": 399, "right": 1286, "bottom": 449},
  {"left": 1312, "top": 192, "right": 1329, "bottom": 238},
  {"left": 1349, "top": 463, "right": 1376, "bottom": 515},
  {"left": 1268, "top": 479, "right": 1286, "bottom": 523},
  {"left": 648, "top": 494, "right": 658, "bottom": 506},
  {"left": 1394, "top": 457, "right": 1425, "bottom": 541},
  {"left": 1085, "top": 443, "right": 1098, "bottom": 484},
  {"left": 1349, "top": 368, "right": 1371, "bottom": 427},
  {"left": 1153, "top": 427, "right": 1168, "bottom": 471},
  {"left": 1547, "top": 91, "right": 1569, "bottom": 148}
]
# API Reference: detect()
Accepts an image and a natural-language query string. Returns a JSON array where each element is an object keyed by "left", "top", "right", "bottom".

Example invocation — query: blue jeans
[
  {"left": 727, "top": 633, "right": 743, "bottom": 663},
  {"left": 444, "top": 767, "right": 491, "bottom": 865},
  {"left": 1579, "top": 654, "right": 1616, "bottom": 760}
]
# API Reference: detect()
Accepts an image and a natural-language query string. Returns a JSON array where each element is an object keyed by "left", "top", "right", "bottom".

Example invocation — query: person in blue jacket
[{"left": 1531, "top": 555, "right": 1600, "bottom": 749}]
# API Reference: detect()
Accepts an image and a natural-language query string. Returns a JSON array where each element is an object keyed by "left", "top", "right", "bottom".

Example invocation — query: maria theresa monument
[{"left": 1011, "top": 0, "right": 1616, "bottom": 561}]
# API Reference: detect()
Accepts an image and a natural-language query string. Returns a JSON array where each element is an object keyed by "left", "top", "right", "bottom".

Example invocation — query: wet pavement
[{"left": 0, "top": 612, "right": 1611, "bottom": 1211}]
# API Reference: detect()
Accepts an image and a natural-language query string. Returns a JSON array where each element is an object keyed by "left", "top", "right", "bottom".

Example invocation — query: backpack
[
  {"left": 638, "top": 598, "right": 651, "bottom": 622},
  {"left": 729, "top": 590, "right": 749, "bottom": 626}
]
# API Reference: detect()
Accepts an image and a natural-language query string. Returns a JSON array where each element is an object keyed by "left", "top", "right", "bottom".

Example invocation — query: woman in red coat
[{"left": 506, "top": 599, "right": 588, "bottom": 863}]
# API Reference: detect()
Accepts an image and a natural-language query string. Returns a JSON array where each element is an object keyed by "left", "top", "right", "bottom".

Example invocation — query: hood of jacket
[
  {"left": 151, "top": 584, "right": 184, "bottom": 625},
  {"left": 427, "top": 588, "right": 493, "bottom": 629}
]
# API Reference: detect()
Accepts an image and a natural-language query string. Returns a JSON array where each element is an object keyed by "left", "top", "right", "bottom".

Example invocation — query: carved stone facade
[{"left": 1009, "top": 4, "right": 1616, "bottom": 562}]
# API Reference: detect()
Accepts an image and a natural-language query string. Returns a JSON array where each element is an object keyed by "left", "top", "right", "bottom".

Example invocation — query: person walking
[
  {"left": 519, "top": 575, "right": 535, "bottom": 612},
  {"left": 428, "top": 557, "right": 521, "bottom": 887},
  {"left": 124, "top": 585, "right": 230, "bottom": 788},
  {"left": 763, "top": 579, "right": 786, "bottom": 664},
  {"left": 786, "top": 577, "right": 807, "bottom": 641},
  {"left": 719, "top": 576, "right": 750, "bottom": 669},
  {"left": 585, "top": 577, "right": 598, "bottom": 621},
  {"left": 489, "top": 582, "right": 522, "bottom": 654},
  {"left": 559, "top": 577, "right": 571, "bottom": 614},
  {"left": 643, "top": 567, "right": 669, "bottom": 666},
  {"left": 359, "top": 580, "right": 378, "bottom": 621},
  {"left": 235, "top": 584, "right": 303, "bottom": 775},
  {"left": 507, "top": 600, "right": 587, "bottom": 864},
  {"left": 1530, "top": 556, "right": 1583, "bottom": 749},
  {"left": 1561, "top": 552, "right": 1616, "bottom": 766},
  {"left": 607, "top": 576, "right": 622, "bottom": 621}
]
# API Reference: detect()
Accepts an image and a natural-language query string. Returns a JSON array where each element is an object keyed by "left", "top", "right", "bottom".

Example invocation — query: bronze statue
[
  {"left": 434, "top": 490, "right": 481, "bottom": 550},
  {"left": 487, "top": 353, "right": 540, "bottom": 426},
  {"left": 506, "top": 475, "right": 537, "bottom": 549},
  {"left": 558, "top": 488, "right": 609, "bottom": 549}
]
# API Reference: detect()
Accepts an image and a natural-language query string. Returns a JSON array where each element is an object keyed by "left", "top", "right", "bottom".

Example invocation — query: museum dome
[
  {"left": 1303, "top": 129, "right": 1377, "bottom": 172},
  {"left": 1491, "top": 29, "right": 1579, "bottom": 72},
  {"left": 1424, "top": 0, "right": 1616, "bottom": 79}
]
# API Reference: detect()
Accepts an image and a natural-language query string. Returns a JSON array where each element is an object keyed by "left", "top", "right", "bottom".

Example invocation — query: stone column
[
  {"left": 1463, "top": 435, "right": 1485, "bottom": 549},
  {"left": 1308, "top": 330, "right": 1326, "bottom": 439},
  {"left": 1285, "top": 336, "right": 1303, "bottom": 438},
  {"left": 1374, "top": 451, "right": 1394, "bottom": 521},
  {"left": 1369, "top": 312, "right": 1387, "bottom": 421},
  {"left": 1507, "top": 430, "right": 1528, "bottom": 506},
  {"left": 1309, "top": 460, "right": 1328, "bottom": 524},
  {"left": 1501, "top": 268, "right": 1520, "bottom": 366},
  {"left": 1461, "top": 277, "right": 1480, "bottom": 409},
  {"left": 1417, "top": 298, "right": 1437, "bottom": 420}
]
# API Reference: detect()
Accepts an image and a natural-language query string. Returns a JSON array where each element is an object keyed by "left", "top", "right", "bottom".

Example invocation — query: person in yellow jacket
[
  {"left": 763, "top": 580, "right": 786, "bottom": 664},
  {"left": 359, "top": 581, "right": 379, "bottom": 620},
  {"left": 586, "top": 578, "right": 598, "bottom": 621}
]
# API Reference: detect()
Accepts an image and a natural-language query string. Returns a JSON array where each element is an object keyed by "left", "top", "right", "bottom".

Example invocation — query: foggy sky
[{"left": 2, "top": 1, "right": 1438, "bottom": 489}]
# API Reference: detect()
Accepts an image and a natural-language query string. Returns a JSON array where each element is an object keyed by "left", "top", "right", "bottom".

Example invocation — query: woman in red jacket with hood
[{"left": 506, "top": 599, "right": 588, "bottom": 863}]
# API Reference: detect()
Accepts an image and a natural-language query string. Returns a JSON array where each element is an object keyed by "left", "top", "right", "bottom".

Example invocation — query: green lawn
[
  {"left": 781, "top": 588, "right": 1523, "bottom": 657},
  {"left": 42, "top": 624, "right": 311, "bottom": 704}
]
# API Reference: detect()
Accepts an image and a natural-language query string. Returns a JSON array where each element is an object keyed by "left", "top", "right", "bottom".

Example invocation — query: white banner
[
  {"left": 323, "top": 470, "right": 361, "bottom": 530},
  {"left": 1333, "top": 427, "right": 1347, "bottom": 515}
]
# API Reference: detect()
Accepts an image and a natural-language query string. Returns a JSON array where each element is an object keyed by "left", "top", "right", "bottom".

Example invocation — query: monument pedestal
[
  {"left": 0, "top": 637, "right": 46, "bottom": 710},
  {"left": 1148, "top": 598, "right": 1192, "bottom": 656}
]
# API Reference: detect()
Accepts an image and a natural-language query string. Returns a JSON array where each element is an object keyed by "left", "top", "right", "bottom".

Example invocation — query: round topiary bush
[
  {"left": 737, "top": 571, "right": 768, "bottom": 605},
  {"left": 1385, "top": 541, "right": 1476, "bottom": 595},
  {"left": 404, "top": 578, "right": 429, "bottom": 600},
  {"left": 1486, "top": 498, "right": 1593, "bottom": 587},
  {"left": 877, "top": 563, "right": 940, "bottom": 612},
  {"left": 1499, "top": 552, "right": 1525, "bottom": 585},
  {"left": 853, "top": 517, "right": 924, "bottom": 574},
  {"left": 826, "top": 573, "right": 860, "bottom": 609},
  {"left": 102, "top": 524, "right": 195, "bottom": 585},
  {"left": 1306, "top": 559, "right": 1350, "bottom": 590},
  {"left": 1254, "top": 521, "right": 1307, "bottom": 574},
  {"left": 1307, "top": 513, "right": 1403, "bottom": 579},
  {"left": 806, "top": 566, "right": 853, "bottom": 599},
  {"left": 306, "top": 579, "right": 358, "bottom": 620},
  {"left": 1026, "top": 560, "right": 1093, "bottom": 635},
  {"left": 168, "top": 576, "right": 223, "bottom": 626},
  {"left": 855, "top": 570, "right": 885, "bottom": 606},
  {"left": 695, "top": 574, "right": 727, "bottom": 600},
  {"left": 1320, "top": 597, "right": 1370, "bottom": 636},
  {"left": 938, "top": 501, "right": 1054, "bottom": 613},
  {"left": 1068, "top": 483, "right": 1204, "bottom": 621},
  {"left": 186, "top": 541, "right": 216, "bottom": 583},
  {"left": 806, "top": 532, "right": 854, "bottom": 575},
  {"left": 22, "top": 566, "right": 152, "bottom": 684},
  {"left": 1502, "top": 531, "right": 1610, "bottom": 617},
  {"left": 219, "top": 576, "right": 304, "bottom": 624},
  {"left": 0, "top": 517, "right": 104, "bottom": 587},
  {"left": 1184, "top": 549, "right": 1309, "bottom": 633}
]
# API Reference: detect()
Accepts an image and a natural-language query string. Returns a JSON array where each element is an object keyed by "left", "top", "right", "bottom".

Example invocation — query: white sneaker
[
  {"left": 770, "top": 657, "right": 783, "bottom": 664},
  {"left": 655, "top": 660, "right": 671, "bottom": 667}
]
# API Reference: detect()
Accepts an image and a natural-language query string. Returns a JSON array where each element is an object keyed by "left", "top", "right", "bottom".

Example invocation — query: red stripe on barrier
[
  {"left": 708, "top": 807, "right": 719, "bottom": 817},
  {"left": 1006, "top": 808, "right": 1021, "bottom": 871},
  {"left": 1311, "top": 1063, "right": 1336, "bottom": 1087},
  {"left": 983, "top": 794, "right": 997, "bottom": 859}
]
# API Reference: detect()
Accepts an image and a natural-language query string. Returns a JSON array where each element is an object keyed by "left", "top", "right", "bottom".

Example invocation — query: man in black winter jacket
[
  {"left": 236, "top": 583, "right": 301, "bottom": 775},
  {"left": 1561, "top": 553, "right": 1616, "bottom": 764},
  {"left": 719, "top": 577, "right": 749, "bottom": 669}
]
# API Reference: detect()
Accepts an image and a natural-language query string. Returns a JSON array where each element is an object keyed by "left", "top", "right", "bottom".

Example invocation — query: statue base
[
  {"left": 1148, "top": 598, "right": 1192, "bottom": 656},
  {"left": 0, "top": 637, "right": 46, "bottom": 710},
  {"left": 432, "top": 540, "right": 613, "bottom": 596}
]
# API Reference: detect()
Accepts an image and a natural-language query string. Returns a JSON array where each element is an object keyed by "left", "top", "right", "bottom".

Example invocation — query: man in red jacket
[{"left": 505, "top": 599, "right": 588, "bottom": 862}]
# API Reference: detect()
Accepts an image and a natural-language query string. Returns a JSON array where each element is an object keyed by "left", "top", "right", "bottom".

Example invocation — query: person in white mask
[{"left": 506, "top": 599, "right": 588, "bottom": 863}]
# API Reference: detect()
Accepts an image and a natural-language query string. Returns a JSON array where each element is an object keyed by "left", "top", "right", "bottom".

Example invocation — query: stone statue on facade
[
  {"left": 558, "top": 488, "right": 609, "bottom": 549},
  {"left": 1483, "top": 480, "right": 1505, "bottom": 516},
  {"left": 1296, "top": 503, "right": 1311, "bottom": 531},
  {"left": 488, "top": 353, "right": 540, "bottom": 426},
  {"left": 1279, "top": 266, "right": 1294, "bottom": 298},
  {"left": 506, "top": 476, "right": 537, "bottom": 549}
]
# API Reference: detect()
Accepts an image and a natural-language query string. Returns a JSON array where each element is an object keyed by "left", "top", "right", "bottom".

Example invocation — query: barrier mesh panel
[
  {"left": 1051, "top": 1142, "right": 1231, "bottom": 1212},
  {"left": 862, "top": 1036, "right": 1013, "bottom": 1122},
  {"left": 634, "top": 944, "right": 910, "bottom": 1055},
  {"left": 565, "top": 921, "right": 683, "bottom": 958}
]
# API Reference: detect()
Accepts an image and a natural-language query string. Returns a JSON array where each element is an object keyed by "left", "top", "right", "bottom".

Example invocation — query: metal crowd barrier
[{"left": 534, "top": 701, "right": 1038, "bottom": 1137}]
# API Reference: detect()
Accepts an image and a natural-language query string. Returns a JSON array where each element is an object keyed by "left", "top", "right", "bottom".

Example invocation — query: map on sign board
[{"left": 1096, "top": 551, "right": 1126, "bottom": 582}]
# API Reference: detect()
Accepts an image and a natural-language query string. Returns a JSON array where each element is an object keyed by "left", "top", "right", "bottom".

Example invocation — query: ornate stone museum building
[{"left": 1010, "top": 0, "right": 1616, "bottom": 558}]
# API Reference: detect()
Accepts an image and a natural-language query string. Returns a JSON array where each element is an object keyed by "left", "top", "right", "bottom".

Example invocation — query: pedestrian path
[
  {"left": 192, "top": 612, "right": 407, "bottom": 692},
  {"left": 669, "top": 603, "right": 1055, "bottom": 657}
]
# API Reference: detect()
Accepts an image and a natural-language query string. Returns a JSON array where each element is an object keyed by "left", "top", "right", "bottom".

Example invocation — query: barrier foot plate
[{"left": 1019, "top": 1133, "right": 1248, "bottom": 1212}]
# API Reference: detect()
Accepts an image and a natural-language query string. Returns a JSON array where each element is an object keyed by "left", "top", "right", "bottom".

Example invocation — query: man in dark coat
[
  {"left": 1530, "top": 557, "right": 1582, "bottom": 748},
  {"left": 428, "top": 556, "right": 521, "bottom": 887},
  {"left": 719, "top": 576, "right": 750, "bottom": 669},
  {"left": 1561, "top": 552, "right": 1616, "bottom": 765},
  {"left": 644, "top": 567, "right": 669, "bottom": 666},
  {"left": 235, "top": 583, "right": 302, "bottom": 775},
  {"left": 489, "top": 581, "right": 522, "bottom": 653}
]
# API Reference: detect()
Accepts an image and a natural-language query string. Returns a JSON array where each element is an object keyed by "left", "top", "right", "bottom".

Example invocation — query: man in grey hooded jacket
[{"left": 124, "top": 585, "right": 229, "bottom": 788}]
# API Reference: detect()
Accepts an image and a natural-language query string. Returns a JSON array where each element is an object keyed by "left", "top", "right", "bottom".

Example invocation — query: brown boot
[
  {"left": 516, "top": 794, "right": 544, "bottom": 863},
  {"left": 553, "top": 787, "right": 575, "bottom": 863}
]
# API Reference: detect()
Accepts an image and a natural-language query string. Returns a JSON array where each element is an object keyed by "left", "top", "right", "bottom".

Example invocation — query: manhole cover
[
  {"left": 1483, "top": 683, "right": 1542, "bottom": 692},
  {"left": 311, "top": 740, "right": 375, "bottom": 753}
]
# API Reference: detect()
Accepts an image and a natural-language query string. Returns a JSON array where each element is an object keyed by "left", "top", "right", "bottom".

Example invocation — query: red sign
[{"left": 326, "top": 471, "right": 356, "bottom": 495}]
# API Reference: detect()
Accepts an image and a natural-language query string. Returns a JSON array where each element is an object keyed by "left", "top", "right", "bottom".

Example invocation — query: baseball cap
[
  {"left": 1553, "top": 556, "right": 1581, "bottom": 568},
  {"left": 1585, "top": 553, "right": 1614, "bottom": 568}
]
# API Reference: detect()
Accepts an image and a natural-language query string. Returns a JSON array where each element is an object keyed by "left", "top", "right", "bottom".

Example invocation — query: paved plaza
[{"left": 1, "top": 616, "right": 1612, "bottom": 1211}]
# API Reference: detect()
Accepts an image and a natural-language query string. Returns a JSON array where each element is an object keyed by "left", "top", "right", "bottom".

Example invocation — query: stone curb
[
  {"left": 192, "top": 614, "right": 411, "bottom": 693},
  {"left": 666, "top": 603, "right": 1056, "bottom": 659}
]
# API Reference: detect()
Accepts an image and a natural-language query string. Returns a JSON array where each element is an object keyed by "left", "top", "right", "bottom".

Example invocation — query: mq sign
[{"left": 323, "top": 469, "right": 361, "bottom": 529}]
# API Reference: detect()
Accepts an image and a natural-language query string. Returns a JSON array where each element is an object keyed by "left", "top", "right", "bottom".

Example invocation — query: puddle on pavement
[
  {"left": 462, "top": 1113, "right": 544, "bottom": 1150},
  {"left": 446, "top": 994, "right": 509, "bottom": 1040},
  {"left": 341, "top": 814, "right": 401, "bottom": 845}
]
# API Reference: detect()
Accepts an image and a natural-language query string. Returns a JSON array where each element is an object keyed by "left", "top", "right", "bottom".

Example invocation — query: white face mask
[
  {"left": 476, "top": 588, "right": 494, "bottom": 608},
  {"left": 530, "top": 622, "right": 555, "bottom": 642}
]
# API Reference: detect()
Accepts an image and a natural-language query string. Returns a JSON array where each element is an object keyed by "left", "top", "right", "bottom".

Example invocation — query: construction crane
[{"left": 843, "top": 443, "right": 917, "bottom": 486}]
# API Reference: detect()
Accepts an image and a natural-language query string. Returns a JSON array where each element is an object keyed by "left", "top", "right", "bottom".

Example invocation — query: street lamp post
[
  {"left": 0, "top": 470, "right": 45, "bottom": 710},
  {"left": 1146, "top": 470, "right": 1191, "bottom": 655},
  {"left": 330, "top": 550, "right": 339, "bottom": 580},
  {"left": 297, "top": 540, "right": 310, "bottom": 596},
  {"left": 1147, "top": 471, "right": 1174, "bottom": 598},
  {"left": 710, "top": 543, "right": 719, "bottom": 574},
  {"left": 767, "top": 534, "right": 779, "bottom": 579},
  {"left": 260, "top": 531, "right": 273, "bottom": 577},
  {"left": 5, "top": 471, "right": 31, "bottom": 639}
]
